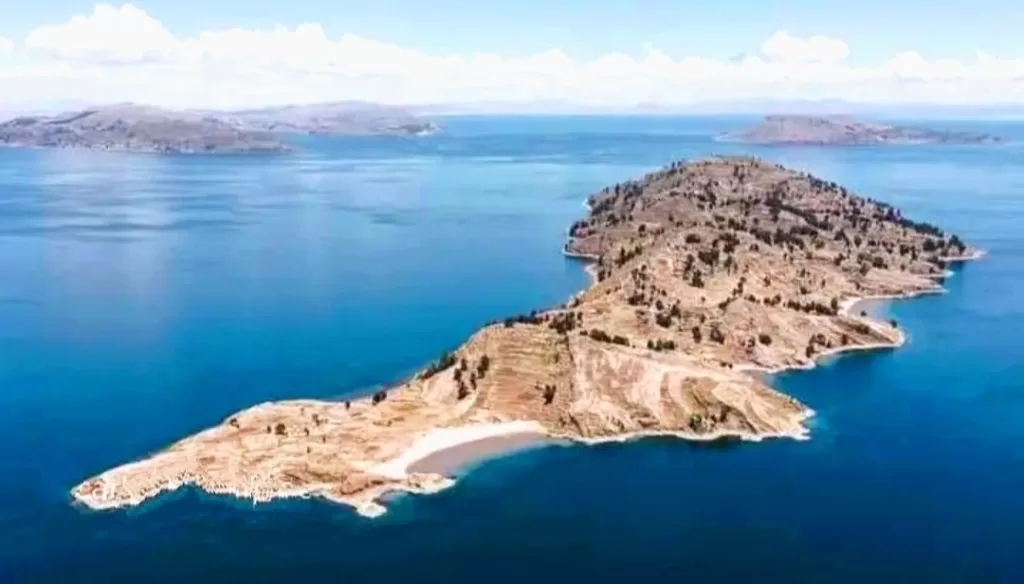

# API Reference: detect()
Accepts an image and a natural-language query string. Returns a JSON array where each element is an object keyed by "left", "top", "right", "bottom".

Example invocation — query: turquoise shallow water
[{"left": 1, "top": 116, "right": 1023, "bottom": 583}]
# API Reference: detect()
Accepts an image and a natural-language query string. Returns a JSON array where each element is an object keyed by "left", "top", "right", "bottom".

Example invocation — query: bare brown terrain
[{"left": 71, "top": 156, "right": 979, "bottom": 517}]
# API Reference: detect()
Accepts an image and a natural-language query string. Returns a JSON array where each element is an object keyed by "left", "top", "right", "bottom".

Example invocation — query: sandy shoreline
[
  {"left": 407, "top": 432, "right": 555, "bottom": 475},
  {"left": 403, "top": 416, "right": 815, "bottom": 480},
  {"left": 371, "top": 421, "right": 546, "bottom": 479},
  {"left": 562, "top": 246, "right": 599, "bottom": 285}
]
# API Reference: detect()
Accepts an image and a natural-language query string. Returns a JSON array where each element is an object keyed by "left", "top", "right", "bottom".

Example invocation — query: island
[
  {"left": 718, "top": 115, "right": 1003, "bottom": 145},
  {"left": 220, "top": 101, "right": 441, "bottom": 136},
  {"left": 71, "top": 156, "right": 980, "bottom": 517},
  {"left": 0, "top": 101, "right": 441, "bottom": 155},
  {"left": 0, "top": 104, "right": 289, "bottom": 154}
]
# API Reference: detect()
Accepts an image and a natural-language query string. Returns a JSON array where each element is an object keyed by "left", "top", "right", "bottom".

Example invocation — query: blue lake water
[{"left": 1, "top": 116, "right": 1023, "bottom": 583}]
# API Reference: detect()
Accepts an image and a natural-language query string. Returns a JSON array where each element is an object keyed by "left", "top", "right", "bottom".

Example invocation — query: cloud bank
[{"left": 3, "top": 3, "right": 1024, "bottom": 110}]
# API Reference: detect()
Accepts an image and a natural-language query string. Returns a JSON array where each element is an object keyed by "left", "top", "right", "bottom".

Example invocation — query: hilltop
[
  {"left": 718, "top": 115, "right": 1003, "bottom": 145},
  {"left": 71, "top": 156, "right": 979, "bottom": 517},
  {"left": 0, "top": 104, "right": 288, "bottom": 154}
]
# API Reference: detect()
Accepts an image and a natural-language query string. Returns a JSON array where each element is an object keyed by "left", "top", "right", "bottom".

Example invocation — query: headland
[{"left": 71, "top": 156, "right": 980, "bottom": 517}]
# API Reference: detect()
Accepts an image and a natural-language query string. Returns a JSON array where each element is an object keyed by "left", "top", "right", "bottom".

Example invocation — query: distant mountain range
[
  {"left": 716, "top": 115, "right": 1004, "bottom": 146},
  {"left": 0, "top": 99, "right": 1014, "bottom": 155},
  {"left": 413, "top": 99, "right": 1024, "bottom": 119},
  {"left": 628, "top": 99, "right": 1024, "bottom": 119},
  {"left": 0, "top": 102, "right": 441, "bottom": 154},
  {"left": 216, "top": 101, "right": 440, "bottom": 136}
]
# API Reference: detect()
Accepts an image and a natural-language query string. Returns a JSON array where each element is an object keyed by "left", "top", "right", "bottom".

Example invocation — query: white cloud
[
  {"left": 760, "top": 31, "right": 850, "bottom": 64},
  {"left": 0, "top": 37, "right": 13, "bottom": 56},
  {"left": 3, "top": 3, "right": 1024, "bottom": 109},
  {"left": 25, "top": 4, "right": 177, "bottom": 64}
]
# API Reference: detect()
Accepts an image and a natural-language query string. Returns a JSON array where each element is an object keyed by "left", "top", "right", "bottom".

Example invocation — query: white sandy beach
[
  {"left": 371, "top": 421, "right": 547, "bottom": 479},
  {"left": 407, "top": 432, "right": 554, "bottom": 475}
]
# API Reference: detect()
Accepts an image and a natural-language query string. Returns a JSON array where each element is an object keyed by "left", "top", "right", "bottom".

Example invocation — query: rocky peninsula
[
  {"left": 0, "top": 104, "right": 288, "bottom": 154},
  {"left": 718, "top": 115, "right": 1003, "bottom": 145},
  {"left": 71, "top": 156, "right": 979, "bottom": 517}
]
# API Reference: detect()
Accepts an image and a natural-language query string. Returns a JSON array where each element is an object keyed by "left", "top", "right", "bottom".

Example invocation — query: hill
[
  {"left": 718, "top": 115, "right": 1002, "bottom": 145},
  {"left": 219, "top": 101, "right": 440, "bottom": 136},
  {"left": 0, "top": 104, "right": 288, "bottom": 154}
]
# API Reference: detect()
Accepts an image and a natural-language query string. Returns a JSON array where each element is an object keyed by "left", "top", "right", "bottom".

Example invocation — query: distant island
[
  {"left": 0, "top": 104, "right": 289, "bottom": 155},
  {"left": 219, "top": 101, "right": 442, "bottom": 136},
  {"left": 0, "top": 101, "right": 441, "bottom": 154},
  {"left": 71, "top": 156, "right": 980, "bottom": 517},
  {"left": 718, "top": 115, "right": 1003, "bottom": 145}
]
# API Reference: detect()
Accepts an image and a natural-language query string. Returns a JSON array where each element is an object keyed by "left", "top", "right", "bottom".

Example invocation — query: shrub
[
  {"left": 709, "top": 327, "right": 725, "bottom": 344},
  {"left": 421, "top": 351, "right": 457, "bottom": 379},
  {"left": 543, "top": 384, "right": 557, "bottom": 405}
]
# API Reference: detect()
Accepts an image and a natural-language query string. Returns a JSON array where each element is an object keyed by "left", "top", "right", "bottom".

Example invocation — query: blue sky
[
  {"left": 0, "top": 2, "right": 1022, "bottom": 109},
  {"left": 3, "top": 0, "right": 1020, "bottom": 63}
]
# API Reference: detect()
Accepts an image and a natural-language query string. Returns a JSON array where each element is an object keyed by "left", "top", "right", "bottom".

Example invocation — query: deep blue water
[{"left": 2, "top": 116, "right": 1023, "bottom": 583}]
